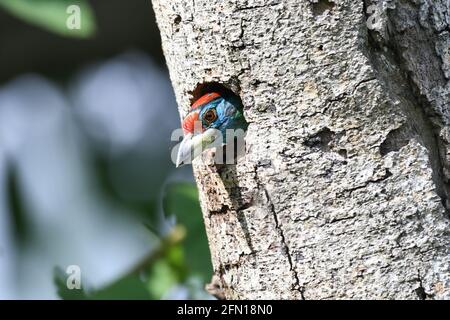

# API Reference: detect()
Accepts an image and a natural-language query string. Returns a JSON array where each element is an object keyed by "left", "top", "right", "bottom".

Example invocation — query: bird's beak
[{"left": 176, "top": 129, "right": 220, "bottom": 167}]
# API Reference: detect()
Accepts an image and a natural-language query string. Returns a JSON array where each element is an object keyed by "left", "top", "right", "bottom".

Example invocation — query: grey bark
[{"left": 152, "top": 0, "right": 450, "bottom": 299}]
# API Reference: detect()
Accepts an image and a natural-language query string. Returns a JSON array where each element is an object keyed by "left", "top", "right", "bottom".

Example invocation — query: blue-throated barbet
[{"left": 176, "top": 92, "right": 247, "bottom": 167}]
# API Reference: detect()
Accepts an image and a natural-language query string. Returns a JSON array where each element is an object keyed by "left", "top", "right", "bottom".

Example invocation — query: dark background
[{"left": 0, "top": 0, "right": 165, "bottom": 83}]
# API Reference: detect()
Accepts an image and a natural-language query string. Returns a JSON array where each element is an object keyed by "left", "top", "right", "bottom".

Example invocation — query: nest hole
[{"left": 190, "top": 82, "right": 242, "bottom": 107}]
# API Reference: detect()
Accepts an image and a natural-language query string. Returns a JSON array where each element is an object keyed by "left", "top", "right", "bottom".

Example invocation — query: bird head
[{"left": 176, "top": 92, "right": 247, "bottom": 167}]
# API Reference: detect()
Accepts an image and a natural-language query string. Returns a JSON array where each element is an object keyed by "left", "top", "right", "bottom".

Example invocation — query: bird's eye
[{"left": 203, "top": 109, "right": 217, "bottom": 124}]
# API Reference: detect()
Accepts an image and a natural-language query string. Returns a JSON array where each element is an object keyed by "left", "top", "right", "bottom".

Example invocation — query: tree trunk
[{"left": 152, "top": 0, "right": 450, "bottom": 299}]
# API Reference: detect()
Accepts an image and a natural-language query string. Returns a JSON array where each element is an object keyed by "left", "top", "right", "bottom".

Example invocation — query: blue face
[
  {"left": 198, "top": 97, "right": 247, "bottom": 138},
  {"left": 177, "top": 93, "right": 248, "bottom": 167}
]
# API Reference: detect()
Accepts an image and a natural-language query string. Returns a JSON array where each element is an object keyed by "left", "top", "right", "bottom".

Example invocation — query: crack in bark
[
  {"left": 236, "top": 210, "right": 256, "bottom": 254},
  {"left": 235, "top": 2, "right": 281, "bottom": 12},
  {"left": 327, "top": 93, "right": 348, "bottom": 103},
  {"left": 415, "top": 270, "right": 434, "bottom": 300},
  {"left": 263, "top": 187, "right": 305, "bottom": 298},
  {"left": 254, "top": 168, "right": 305, "bottom": 299},
  {"left": 339, "top": 168, "right": 393, "bottom": 196},
  {"left": 299, "top": 108, "right": 327, "bottom": 120},
  {"left": 214, "top": 164, "right": 257, "bottom": 253},
  {"left": 329, "top": 214, "right": 356, "bottom": 223},
  {"left": 209, "top": 204, "right": 231, "bottom": 215},
  {"left": 220, "top": 251, "right": 258, "bottom": 272},
  {"left": 351, "top": 77, "right": 376, "bottom": 95}
]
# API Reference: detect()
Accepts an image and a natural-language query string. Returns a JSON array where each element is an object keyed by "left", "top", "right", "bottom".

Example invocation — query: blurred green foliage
[
  {"left": 163, "top": 183, "right": 213, "bottom": 280},
  {"left": 54, "top": 184, "right": 213, "bottom": 300},
  {"left": 0, "top": 0, "right": 96, "bottom": 38},
  {"left": 1, "top": 0, "right": 212, "bottom": 300}
]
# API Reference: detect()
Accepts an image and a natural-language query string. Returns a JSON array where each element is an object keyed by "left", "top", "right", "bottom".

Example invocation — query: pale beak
[{"left": 176, "top": 129, "right": 220, "bottom": 167}]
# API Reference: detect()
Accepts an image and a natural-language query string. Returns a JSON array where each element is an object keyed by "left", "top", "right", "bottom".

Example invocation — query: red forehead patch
[
  {"left": 182, "top": 110, "right": 201, "bottom": 134},
  {"left": 191, "top": 92, "right": 221, "bottom": 110}
]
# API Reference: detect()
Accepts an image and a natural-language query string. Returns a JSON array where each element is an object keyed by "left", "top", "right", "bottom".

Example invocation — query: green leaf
[
  {"left": 0, "top": 0, "right": 96, "bottom": 38},
  {"left": 147, "top": 256, "right": 180, "bottom": 299},
  {"left": 163, "top": 183, "right": 213, "bottom": 281}
]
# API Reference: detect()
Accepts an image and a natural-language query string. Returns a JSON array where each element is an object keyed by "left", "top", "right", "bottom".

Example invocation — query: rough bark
[{"left": 152, "top": 0, "right": 450, "bottom": 299}]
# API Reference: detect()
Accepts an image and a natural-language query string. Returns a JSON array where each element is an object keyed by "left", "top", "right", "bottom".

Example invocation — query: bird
[{"left": 176, "top": 91, "right": 248, "bottom": 167}]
